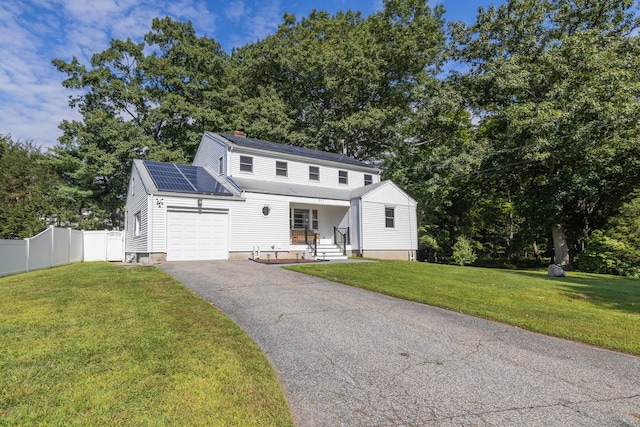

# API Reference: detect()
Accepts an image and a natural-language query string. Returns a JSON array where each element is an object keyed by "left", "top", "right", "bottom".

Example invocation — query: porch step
[{"left": 314, "top": 244, "right": 348, "bottom": 261}]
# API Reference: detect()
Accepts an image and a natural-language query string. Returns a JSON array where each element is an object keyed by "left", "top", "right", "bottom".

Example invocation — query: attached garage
[{"left": 166, "top": 209, "right": 229, "bottom": 261}]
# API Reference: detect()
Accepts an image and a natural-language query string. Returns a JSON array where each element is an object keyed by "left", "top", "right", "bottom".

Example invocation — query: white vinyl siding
[
  {"left": 193, "top": 133, "right": 227, "bottom": 174},
  {"left": 228, "top": 151, "right": 379, "bottom": 189},
  {"left": 230, "top": 193, "right": 289, "bottom": 251},
  {"left": 125, "top": 167, "right": 149, "bottom": 253},
  {"left": 359, "top": 183, "right": 417, "bottom": 251}
]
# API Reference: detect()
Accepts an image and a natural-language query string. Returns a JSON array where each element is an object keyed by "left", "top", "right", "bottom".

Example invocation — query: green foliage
[
  {"left": 41, "top": 1, "right": 640, "bottom": 258},
  {"left": 0, "top": 263, "right": 293, "bottom": 425},
  {"left": 0, "top": 135, "right": 57, "bottom": 239},
  {"left": 575, "top": 230, "right": 640, "bottom": 278},
  {"left": 232, "top": 1, "right": 446, "bottom": 159},
  {"left": 577, "top": 193, "right": 640, "bottom": 277},
  {"left": 607, "top": 191, "right": 640, "bottom": 252},
  {"left": 452, "top": 236, "right": 478, "bottom": 266},
  {"left": 287, "top": 261, "right": 640, "bottom": 355},
  {"left": 52, "top": 18, "right": 233, "bottom": 228},
  {"left": 418, "top": 233, "right": 440, "bottom": 262},
  {"left": 451, "top": 0, "right": 640, "bottom": 260}
]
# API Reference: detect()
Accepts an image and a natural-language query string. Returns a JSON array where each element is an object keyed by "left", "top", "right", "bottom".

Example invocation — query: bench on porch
[{"left": 291, "top": 229, "right": 319, "bottom": 245}]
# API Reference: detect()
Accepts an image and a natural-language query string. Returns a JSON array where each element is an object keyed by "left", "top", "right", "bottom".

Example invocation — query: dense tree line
[{"left": 4, "top": 0, "right": 640, "bottom": 275}]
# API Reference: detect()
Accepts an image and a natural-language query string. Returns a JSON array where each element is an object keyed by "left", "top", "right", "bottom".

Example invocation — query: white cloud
[
  {"left": 1, "top": 0, "right": 324, "bottom": 148},
  {"left": 224, "top": 1, "right": 249, "bottom": 22}
]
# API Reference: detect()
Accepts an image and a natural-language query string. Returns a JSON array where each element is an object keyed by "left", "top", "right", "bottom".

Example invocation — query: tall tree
[
  {"left": 451, "top": 0, "right": 640, "bottom": 264},
  {"left": 0, "top": 135, "right": 55, "bottom": 239},
  {"left": 384, "top": 77, "right": 476, "bottom": 257},
  {"left": 52, "top": 17, "right": 232, "bottom": 228},
  {"left": 232, "top": 0, "right": 446, "bottom": 160}
]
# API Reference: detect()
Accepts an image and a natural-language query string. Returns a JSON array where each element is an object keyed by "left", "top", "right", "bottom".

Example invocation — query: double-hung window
[
  {"left": 134, "top": 211, "right": 141, "bottom": 236},
  {"left": 240, "top": 155, "right": 253, "bottom": 172},
  {"left": 309, "top": 166, "right": 320, "bottom": 181},
  {"left": 339, "top": 170, "right": 348, "bottom": 185},
  {"left": 276, "top": 161, "right": 288, "bottom": 177},
  {"left": 385, "top": 207, "right": 395, "bottom": 228},
  {"left": 364, "top": 174, "right": 372, "bottom": 186}
]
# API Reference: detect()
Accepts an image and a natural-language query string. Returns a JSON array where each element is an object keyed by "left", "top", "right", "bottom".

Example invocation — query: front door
[{"left": 292, "top": 208, "right": 318, "bottom": 230}]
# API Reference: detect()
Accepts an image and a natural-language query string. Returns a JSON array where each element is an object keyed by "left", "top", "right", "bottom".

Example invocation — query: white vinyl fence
[{"left": 0, "top": 227, "right": 123, "bottom": 278}]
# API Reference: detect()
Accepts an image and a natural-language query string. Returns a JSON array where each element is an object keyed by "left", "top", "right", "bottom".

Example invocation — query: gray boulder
[{"left": 548, "top": 264, "right": 566, "bottom": 277}]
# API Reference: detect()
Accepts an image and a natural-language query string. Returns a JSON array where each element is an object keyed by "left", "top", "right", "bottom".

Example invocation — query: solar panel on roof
[
  {"left": 143, "top": 160, "right": 232, "bottom": 195},
  {"left": 175, "top": 164, "right": 231, "bottom": 194}
]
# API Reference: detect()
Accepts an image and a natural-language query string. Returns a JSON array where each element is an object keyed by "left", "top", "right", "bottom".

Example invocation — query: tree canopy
[
  {"left": 450, "top": 0, "right": 640, "bottom": 264},
  {"left": 4, "top": 0, "right": 638, "bottom": 273},
  {"left": 0, "top": 135, "right": 56, "bottom": 239}
]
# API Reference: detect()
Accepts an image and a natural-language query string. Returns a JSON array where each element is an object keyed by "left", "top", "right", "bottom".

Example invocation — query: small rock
[{"left": 548, "top": 264, "right": 566, "bottom": 277}]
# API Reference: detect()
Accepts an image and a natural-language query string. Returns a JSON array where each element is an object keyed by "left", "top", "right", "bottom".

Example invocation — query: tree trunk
[
  {"left": 532, "top": 241, "right": 542, "bottom": 265},
  {"left": 551, "top": 224, "right": 570, "bottom": 266}
]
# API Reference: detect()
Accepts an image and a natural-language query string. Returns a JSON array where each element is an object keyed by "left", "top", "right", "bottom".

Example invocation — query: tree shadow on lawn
[{"left": 505, "top": 270, "right": 640, "bottom": 315}]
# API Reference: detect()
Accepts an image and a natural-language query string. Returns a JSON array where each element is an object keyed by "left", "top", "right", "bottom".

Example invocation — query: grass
[
  {"left": 286, "top": 260, "right": 640, "bottom": 355},
  {"left": 0, "top": 262, "right": 293, "bottom": 426}
]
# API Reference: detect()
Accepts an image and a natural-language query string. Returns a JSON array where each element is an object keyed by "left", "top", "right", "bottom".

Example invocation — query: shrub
[
  {"left": 575, "top": 230, "right": 640, "bottom": 278},
  {"left": 452, "top": 236, "right": 477, "bottom": 266}
]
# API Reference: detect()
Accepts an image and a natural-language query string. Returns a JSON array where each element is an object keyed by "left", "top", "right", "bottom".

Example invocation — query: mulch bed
[{"left": 251, "top": 258, "right": 327, "bottom": 264}]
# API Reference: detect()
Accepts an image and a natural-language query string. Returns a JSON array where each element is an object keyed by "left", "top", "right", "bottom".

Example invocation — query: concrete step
[{"left": 314, "top": 244, "right": 348, "bottom": 260}]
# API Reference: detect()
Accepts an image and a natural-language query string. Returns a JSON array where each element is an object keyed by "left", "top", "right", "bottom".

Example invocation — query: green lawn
[
  {"left": 0, "top": 262, "right": 293, "bottom": 426},
  {"left": 286, "top": 261, "right": 640, "bottom": 355}
]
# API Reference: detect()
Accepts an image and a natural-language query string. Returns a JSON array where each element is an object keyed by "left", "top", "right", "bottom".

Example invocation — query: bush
[
  {"left": 575, "top": 230, "right": 640, "bottom": 278},
  {"left": 418, "top": 234, "right": 440, "bottom": 262},
  {"left": 452, "top": 236, "right": 477, "bottom": 266}
]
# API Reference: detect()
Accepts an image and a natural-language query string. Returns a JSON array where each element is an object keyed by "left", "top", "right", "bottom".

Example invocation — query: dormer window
[
  {"left": 276, "top": 161, "right": 288, "bottom": 177},
  {"left": 339, "top": 170, "right": 348, "bottom": 185},
  {"left": 240, "top": 155, "right": 253, "bottom": 173}
]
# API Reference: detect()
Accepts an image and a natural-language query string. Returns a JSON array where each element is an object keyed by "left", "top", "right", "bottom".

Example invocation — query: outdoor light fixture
[
  {"left": 197, "top": 198, "right": 203, "bottom": 208},
  {"left": 155, "top": 198, "right": 164, "bottom": 208}
]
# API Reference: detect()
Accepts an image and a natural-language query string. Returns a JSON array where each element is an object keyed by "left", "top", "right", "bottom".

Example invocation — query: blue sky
[{"left": 1, "top": 0, "right": 497, "bottom": 148}]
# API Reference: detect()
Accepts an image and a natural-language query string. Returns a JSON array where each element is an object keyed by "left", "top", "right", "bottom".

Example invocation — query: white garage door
[{"left": 167, "top": 210, "right": 228, "bottom": 261}]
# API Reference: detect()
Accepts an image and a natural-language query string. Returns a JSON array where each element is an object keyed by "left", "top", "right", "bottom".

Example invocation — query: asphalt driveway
[{"left": 159, "top": 260, "right": 640, "bottom": 426}]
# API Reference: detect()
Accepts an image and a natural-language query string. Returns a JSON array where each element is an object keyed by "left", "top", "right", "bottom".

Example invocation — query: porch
[{"left": 289, "top": 203, "right": 352, "bottom": 259}]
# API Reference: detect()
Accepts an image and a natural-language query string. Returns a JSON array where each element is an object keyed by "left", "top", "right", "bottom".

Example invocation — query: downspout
[
  {"left": 358, "top": 198, "right": 364, "bottom": 257},
  {"left": 408, "top": 197, "right": 415, "bottom": 261},
  {"left": 148, "top": 193, "right": 153, "bottom": 255}
]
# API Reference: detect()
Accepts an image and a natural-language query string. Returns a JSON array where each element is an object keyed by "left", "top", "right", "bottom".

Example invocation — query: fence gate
[{"left": 106, "top": 231, "right": 124, "bottom": 261}]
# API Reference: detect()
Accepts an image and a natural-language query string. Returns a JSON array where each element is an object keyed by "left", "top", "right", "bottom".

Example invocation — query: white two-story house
[{"left": 124, "top": 131, "right": 417, "bottom": 263}]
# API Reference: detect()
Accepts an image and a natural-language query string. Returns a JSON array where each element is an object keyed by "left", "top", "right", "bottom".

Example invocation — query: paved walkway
[{"left": 159, "top": 260, "right": 640, "bottom": 426}]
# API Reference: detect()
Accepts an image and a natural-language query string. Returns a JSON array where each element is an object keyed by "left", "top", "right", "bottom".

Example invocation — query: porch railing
[
  {"left": 304, "top": 227, "right": 318, "bottom": 257},
  {"left": 291, "top": 227, "right": 318, "bottom": 257},
  {"left": 333, "top": 226, "right": 350, "bottom": 256}
]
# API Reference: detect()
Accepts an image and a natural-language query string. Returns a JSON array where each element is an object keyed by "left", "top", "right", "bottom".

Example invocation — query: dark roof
[
  {"left": 218, "top": 133, "right": 377, "bottom": 169},
  {"left": 143, "top": 160, "right": 232, "bottom": 196}
]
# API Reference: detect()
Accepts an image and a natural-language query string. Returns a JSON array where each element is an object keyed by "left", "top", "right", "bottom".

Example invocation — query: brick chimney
[{"left": 232, "top": 130, "right": 247, "bottom": 137}]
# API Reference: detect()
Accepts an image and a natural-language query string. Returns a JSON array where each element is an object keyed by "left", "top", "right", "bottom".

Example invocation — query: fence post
[
  {"left": 50, "top": 226, "right": 54, "bottom": 269},
  {"left": 25, "top": 238, "right": 30, "bottom": 273}
]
